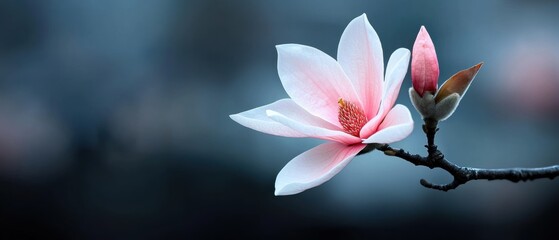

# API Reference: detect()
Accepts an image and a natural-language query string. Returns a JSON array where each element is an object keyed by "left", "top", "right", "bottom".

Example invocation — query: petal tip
[
  {"left": 229, "top": 113, "right": 241, "bottom": 122},
  {"left": 396, "top": 47, "right": 411, "bottom": 56},
  {"left": 274, "top": 182, "right": 304, "bottom": 196},
  {"left": 275, "top": 44, "right": 289, "bottom": 52},
  {"left": 357, "top": 13, "right": 368, "bottom": 21},
  {"left": 274, "top": 186, "right": 294, "bottom": 196},
  {"left": 415, "top": 26, "right": 434, "bottom": 45},
  {"left": 351, "top": 12, "right": 372, "bottom": 29}
]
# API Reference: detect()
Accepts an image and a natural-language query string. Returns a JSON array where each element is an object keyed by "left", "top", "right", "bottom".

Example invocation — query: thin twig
[{"left": 365, "top": 118, "right": 559, "bottom": 191}]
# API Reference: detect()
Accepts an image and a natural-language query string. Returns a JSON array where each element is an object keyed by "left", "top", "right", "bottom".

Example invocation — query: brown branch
[{"left": 363, "top": 118, "right": 559, "bottom": 191}]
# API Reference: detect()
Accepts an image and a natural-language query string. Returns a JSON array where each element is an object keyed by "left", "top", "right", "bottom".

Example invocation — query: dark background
[{"left": 1, "top": 0, "right": 559, "bottom": 239}]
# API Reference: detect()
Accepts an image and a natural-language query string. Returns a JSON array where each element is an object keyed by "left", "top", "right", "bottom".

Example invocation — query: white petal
[
  {"left": 362, "top": 104, "right": 414, "bottom": 144},
  {"left": 358, "top": 49, "right": 410, "bottom": 139},
  {"left": 275, "top": 142, "right": 366, "bottom": 196},
  {"left": 276, "top": 44, "right": 361, "bottom": 127},
  {"left": 380, "top": 48, "right": 411, "bottom": 115},
  {"left": 230, "top": 99, "right": 336, "bottom": 138},
  {"left": 337, "top": 14, "right": 384, "bottom": 119},
  {"left": 266, "top": 110, "right": 361, "bottom": 145},
  {"left": 358, "top": 107, "right": 385, "bottom": 139}
]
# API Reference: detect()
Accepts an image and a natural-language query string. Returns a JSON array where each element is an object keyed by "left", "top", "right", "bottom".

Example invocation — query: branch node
[{"left": 384, "top": 149, "right": 397, "bottom": 156}]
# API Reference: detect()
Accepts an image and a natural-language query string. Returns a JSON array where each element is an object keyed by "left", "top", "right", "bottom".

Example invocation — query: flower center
[{"left": 337, "top": 98, "right": 367, "bottom": 137}]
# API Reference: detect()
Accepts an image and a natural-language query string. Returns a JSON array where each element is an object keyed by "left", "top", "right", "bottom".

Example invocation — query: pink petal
[
  {"left": 380, "top": 48, "right": 411, "bottom": 115},
  {"left": 412, "top": 26, "right": 439, "bottom": 96},
  {"left": 362, "top": 104, "right": 413, "bottom": 144},
  {"left": 277, "top": 44, "right": 361, "bottom": 127},
  {"left": 359, "top": 48, "right": 410, "bottom": 139},
  {"left": 230, "top": 99, "right": 336, "bottom": 138},
  {"left": 274, "top": 142, "right": 366, "bottom": 196},
  {"left": 358, "top": 107, "right": 384, "bottom": 139},
  {"left": 337, "top": 14, "right": 384, "bottom": 119},
  {"left": 266, "top": 110, "right": 361, "bottom": 145}
]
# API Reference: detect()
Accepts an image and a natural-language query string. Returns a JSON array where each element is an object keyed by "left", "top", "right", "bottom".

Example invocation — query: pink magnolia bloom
[
  {"left": 412, "top": 26, "right": 439, "bottom": 96},
  {"left": 230, "top": 14, "right": 413, "bottom": 196}
]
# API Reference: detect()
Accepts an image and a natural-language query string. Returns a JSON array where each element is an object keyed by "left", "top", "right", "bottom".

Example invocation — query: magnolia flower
[
  {"left": 230, "top": 14, "right": 413, "bottom": 196},
  {"left": 409, "top": 26, "right": 483, "bottom": 121}
]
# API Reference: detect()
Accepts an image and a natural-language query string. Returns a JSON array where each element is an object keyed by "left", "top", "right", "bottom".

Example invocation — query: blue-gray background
[{"left": 1, "top": 0, "right": 559, "bottom": 239}]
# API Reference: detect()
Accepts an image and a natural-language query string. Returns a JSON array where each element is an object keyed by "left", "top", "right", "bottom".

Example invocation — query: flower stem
[{"left": 422, "top": 118, "right": 438, "bottom": 158}]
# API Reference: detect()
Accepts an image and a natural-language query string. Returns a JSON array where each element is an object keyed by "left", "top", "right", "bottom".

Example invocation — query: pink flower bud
[{"left": 412, "top": 26, "right": 439, "bottom": 96}]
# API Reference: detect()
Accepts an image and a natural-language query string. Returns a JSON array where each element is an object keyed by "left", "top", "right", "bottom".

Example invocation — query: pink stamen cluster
[{"left": 338, "top": 98, "right": 367, "bottom": 137}]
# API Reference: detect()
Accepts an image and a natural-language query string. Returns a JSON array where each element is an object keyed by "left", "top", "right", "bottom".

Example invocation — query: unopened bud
[{"left": 412, "top": 26, "right": 439, "bottom": 97}]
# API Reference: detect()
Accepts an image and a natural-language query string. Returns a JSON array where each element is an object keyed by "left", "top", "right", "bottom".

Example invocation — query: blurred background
[{"left": 1, "top": 0, "right": 559, "bottom": 239}]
